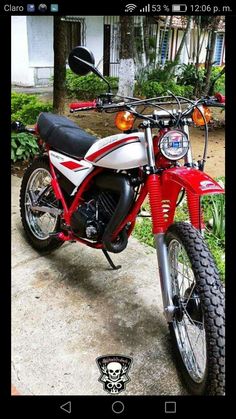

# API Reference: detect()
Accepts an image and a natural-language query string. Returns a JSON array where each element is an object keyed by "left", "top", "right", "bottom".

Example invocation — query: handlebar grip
[
  {"left": 69, "top": 100, "right": 96, "bottom": 110},
  {"left": 214, "top": 93, "right": 225, "bottom": 103}
]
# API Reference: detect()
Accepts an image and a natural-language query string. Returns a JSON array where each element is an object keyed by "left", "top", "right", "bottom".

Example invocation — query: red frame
[{"left": 47, "top": 144, "right": 224, "bottom": 246}]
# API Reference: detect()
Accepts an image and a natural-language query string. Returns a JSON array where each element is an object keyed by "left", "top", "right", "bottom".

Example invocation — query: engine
[
  {"left": 70, "top": 173, "right": 135, "bottom": 253},
  {"left": 70, "top": 190, "right": 119, "bottom": 241}
]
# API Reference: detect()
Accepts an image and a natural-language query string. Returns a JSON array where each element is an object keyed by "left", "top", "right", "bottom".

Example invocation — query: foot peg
[{"left": 102, "top": 249, "right": 121, "bottom": 270}]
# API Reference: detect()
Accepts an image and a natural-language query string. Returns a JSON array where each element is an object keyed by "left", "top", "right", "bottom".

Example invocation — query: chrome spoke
[
  {"left": 24, "top": 168, "right": 59, "bottom": 240},
  {"left": 168, "top": 239, "right": 207, "bottom": 383}
]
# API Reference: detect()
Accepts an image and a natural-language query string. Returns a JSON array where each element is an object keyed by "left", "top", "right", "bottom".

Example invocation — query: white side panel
[{"left": 49, "top": 151, "right": 94, "bottom": 192}]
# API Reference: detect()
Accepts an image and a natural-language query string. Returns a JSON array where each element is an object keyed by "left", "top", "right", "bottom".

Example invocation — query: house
[{"left": 11, "top": 16, "right": 225, "bottom": 87}]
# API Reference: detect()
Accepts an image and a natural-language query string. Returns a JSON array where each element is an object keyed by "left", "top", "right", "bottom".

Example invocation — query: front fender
[{"left": 162, "top": 167, "right": 224, "bottom": 196}]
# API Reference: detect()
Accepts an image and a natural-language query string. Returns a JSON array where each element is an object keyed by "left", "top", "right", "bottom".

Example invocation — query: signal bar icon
[{"left": 140, "top": 4, "right": 151, "bottom": 12}]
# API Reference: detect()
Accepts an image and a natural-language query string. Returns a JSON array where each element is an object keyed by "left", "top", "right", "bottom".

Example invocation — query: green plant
[
  {"left": 178, "top": 64, "right": 205, "bottom": 86},
  {"left": 136, "top": 80, "right": 193, "bottom": 98},
  {"left": 146, "top": 62, "right": 179, "bottom": 83},
  {"left": 66, "top": 70, "right": 118, "bottom": 99},
  {"left": 11, "top": 92, "right": 38, "bottom": 114},
  {"left": 210, "top": 66, "right": 225, "bottom": 94},
  {"left": 11, "top": 133, "right": 39, "bottom": 162},
  {"left": 201, "top": 177, "right": 225, "bottom": 243},
  {"left": 11, "top": 92, "right": 52, "bottom": 125},
  {"left": 133, "top": 217, "right": 154, "bottom": 247},
  {"left": 209, "top": 194, "right": 225, "bottom": 242},
  {"left": 12, "top": 102, "right": 52, "bottom": 125},
  {"left": 177, "top": 64, "right": 225, "bottom": 96}
]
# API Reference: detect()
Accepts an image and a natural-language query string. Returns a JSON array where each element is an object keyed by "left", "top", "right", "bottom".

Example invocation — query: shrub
[
  {"left": 11, "top": 92, "right": 38, "bottom": 114},
  {"left": 66, "top": 70, "right": 118, "bottom": 99},
  {"left": 177, "top": 64, "right": 225, "bottom": 96},
  {"left": 11, "top": 92, "right": 52, "bottom": 125},
  {"left": 177, "top": 64, "right": 205, "bottom": 87},
  {"left": 210, "top": 66, "right": 225, "bottom": 94},
  {"left": 12, "top": 102, "right": 52, "bottom": 125},
  {"left": 136, "top": 80, "right": 193, "bottom": 98},
  {"left": 11, "top": 133, "right": 39, "bottom": 162},
  {"left": 146, "top": 61, "right": 179, "bottom": 82}
]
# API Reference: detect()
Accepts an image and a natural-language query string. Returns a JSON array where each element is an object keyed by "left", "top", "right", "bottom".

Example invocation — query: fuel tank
[{"left": 84, "top": 132, "right": 148, "bottom": 170}]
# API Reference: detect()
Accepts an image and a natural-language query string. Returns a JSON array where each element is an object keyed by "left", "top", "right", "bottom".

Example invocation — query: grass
[{"left": 133, "top": 178, "right": 225, "bottom": 281}]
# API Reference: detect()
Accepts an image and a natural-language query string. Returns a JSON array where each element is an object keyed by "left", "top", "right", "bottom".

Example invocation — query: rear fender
[{"left": 161, "top": 167, "right": 224, "bottom": 230}]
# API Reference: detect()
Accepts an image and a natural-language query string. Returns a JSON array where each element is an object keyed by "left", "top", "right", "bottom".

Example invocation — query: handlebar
[
  {"left": 68, "top": 92, "right": 225, "bottom": 128},
  {"left": 11, "top": 121, "right": 36, "bottom": 134},
  {"left": 69, "top": 92, "right": 224, "bottom": 114},
  {"left": 69, "top": 100, "right": 97, "bottom": 112},
  {"left": 214, "top": 93, "right": 225, "bottom": 104}
]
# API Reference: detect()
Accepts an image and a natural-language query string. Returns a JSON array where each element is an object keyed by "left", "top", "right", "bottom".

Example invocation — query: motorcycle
[{"left": 14, "top": 46, "right": 225, "bottom": 395}]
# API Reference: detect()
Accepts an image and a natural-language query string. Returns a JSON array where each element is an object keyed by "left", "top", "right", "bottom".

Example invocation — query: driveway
[{"left": 11, "top": 175, "right": 186, "bottom": 396}]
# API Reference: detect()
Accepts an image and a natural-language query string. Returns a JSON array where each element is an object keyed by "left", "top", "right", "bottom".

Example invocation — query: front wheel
[{"left": 165, "top": 222, "right": 225, "bottom": 395}]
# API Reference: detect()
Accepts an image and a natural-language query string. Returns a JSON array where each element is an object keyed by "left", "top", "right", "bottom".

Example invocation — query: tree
[
  {"left": 53, "top": 17, "right": 67, "bottom": 114},
  {"left": 203, "top": 16, "right": 221, "bottom": 95},
  {"left": 117, "top": 16, "right": 135, "bottom": 97},
  {"left": 174, "top": 16, "right": 192, "bottom": 65}
]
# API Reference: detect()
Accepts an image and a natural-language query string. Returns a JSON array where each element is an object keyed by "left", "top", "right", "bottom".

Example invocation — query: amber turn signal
[
  {"left": 192, "top": 106, "right": 212, "bottom": 126},
  {"left": 115, "top": 111, "right": 135, "bottom": 131}
]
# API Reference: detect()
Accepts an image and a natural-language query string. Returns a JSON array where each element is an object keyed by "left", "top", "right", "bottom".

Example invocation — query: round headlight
[{"left": 159, "top": 130, "right": 189, "bottom": 161}]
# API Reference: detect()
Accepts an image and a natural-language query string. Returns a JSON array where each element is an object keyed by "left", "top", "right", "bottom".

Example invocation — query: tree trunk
[
  {"left": 53, "top": 17, "right": 67, "bottom": 114},
  {"left": 118, "top": 16, "right": 135, "bottom": 97},
  {"left": 174, "top": 16, "right": 192, "bottom": 64},
  {"left": 203, "top": 16, "right": 221, "bottom": 95}
]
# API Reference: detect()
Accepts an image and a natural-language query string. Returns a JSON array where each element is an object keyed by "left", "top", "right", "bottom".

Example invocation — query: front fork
[
  {"left": 144, "top": 124, "right": 175, "bottom": 322},
  {"left": 147, "top": 174, "right": 175, "bottom": 322}
]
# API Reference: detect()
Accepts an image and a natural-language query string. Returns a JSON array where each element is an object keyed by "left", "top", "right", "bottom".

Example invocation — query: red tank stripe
[{"left": 86, "top": 136, "right": 139, "bottom": 162}]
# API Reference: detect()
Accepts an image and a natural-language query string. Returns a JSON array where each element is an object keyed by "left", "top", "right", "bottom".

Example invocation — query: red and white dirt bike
[{"left": 15, "top": 47, "right": 225, "bottom": 395}]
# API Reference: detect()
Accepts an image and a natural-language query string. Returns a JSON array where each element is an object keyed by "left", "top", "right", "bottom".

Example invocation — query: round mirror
[{"left": 68, "top": 46, "right": 95, "bottom": 76}]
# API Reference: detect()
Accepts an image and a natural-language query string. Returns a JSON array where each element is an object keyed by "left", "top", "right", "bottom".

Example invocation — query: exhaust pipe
[{"left": 94, "top": 174, "right": 134, "bottom": 253}]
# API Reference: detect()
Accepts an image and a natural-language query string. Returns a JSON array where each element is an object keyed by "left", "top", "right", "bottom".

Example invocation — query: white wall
[
  {"left": 83, "top": 16, "right": 104, "bottom": 72},
  {"left": 12, "top": 15, "right": 104, "bottom": 86},
  {"left": 11, "top": 16, "right": 34, "bottom": 86},
  {"left": 27, "top": 16, "right": 53, "bottom": 66}
]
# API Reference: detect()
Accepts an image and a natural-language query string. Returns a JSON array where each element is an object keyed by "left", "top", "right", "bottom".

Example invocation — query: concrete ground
[{"left": 11, "top": 175, "right": 187, "bottom": 396}]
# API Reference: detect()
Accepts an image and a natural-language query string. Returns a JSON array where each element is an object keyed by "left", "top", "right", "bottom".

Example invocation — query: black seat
[{"left": 37, "top": 112, "right": 97, "bottom": 159}]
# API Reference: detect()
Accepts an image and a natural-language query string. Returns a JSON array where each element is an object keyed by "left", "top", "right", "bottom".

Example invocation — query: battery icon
[{"left": 172, "top": 4, "right": 187, "bottom": 12}]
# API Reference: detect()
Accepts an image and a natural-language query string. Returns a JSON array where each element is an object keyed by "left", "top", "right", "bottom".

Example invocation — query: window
[
  {"left": 62, "top": 17, "right": 85, "bottom": 59},
  {"left": 214, "top": 33, "right": 224, "bottom": 66},
  {"left": 65, "top": 21, "right": 81, "bottom": 58},
  {"left": 159, "top": 30, "right": 170, "bottom": 64}
]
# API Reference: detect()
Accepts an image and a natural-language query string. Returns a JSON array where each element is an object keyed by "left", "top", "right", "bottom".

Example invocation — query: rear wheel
[
  {"left": 165, "top": 222, "right": 225, "bottom": 395},
  {"left": 20, "top": 157, "right": 63, "bottom": 252}
]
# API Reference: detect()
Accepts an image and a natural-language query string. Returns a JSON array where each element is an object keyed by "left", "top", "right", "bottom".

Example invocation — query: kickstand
[{"left": 102, "top": 249, "right": 121, "bottom": 270}]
